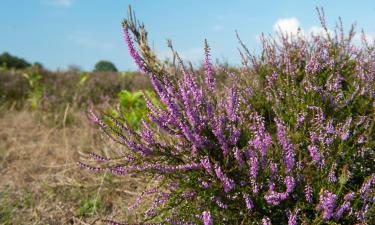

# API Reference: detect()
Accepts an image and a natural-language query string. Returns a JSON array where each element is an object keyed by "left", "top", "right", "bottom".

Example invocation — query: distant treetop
[
  {"left": 0, "top": 52, "right": 31, "bottom": 69},
  {"left": 93, "top": 60, "right": 118, "bottom": 72}
]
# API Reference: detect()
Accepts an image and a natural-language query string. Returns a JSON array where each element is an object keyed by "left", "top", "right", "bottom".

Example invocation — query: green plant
[
  {"left": 23, "top": 72, "right": 44, "bottom": 109},
  {"left": 117, "top": 90, "right": 154, "bottom": 129},
  {"left": 78, "top": 197, "right": 101, "bottom": 217}
]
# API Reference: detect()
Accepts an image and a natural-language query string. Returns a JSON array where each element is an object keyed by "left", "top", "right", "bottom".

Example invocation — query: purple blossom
[
  {"left": 181, "top": 191, "right": 197, "bottom": 199},
  {"left": 360, "top": 173, "right": 375, "bottom": 200},
  {"left": 123, "top": 27, "right": 146, "bottom": 73},
  {"left": 243, "top": 193, "right": 254, "bottom": 210},
  {"left": 262, "top": 217, "right": 271, "bottom": 225},
  {"left": 203, "top": 40, "right": 215, "bottom": 92},
  {"left": 201, "top": 181, "right": 211, "bottom": 189},
  {"left": 264, "top": 191, "right": 288, "bottom": 205},
  {"left": 212, "top": 115, "right": 230, "bottom": 156},
  {"left": 304, "top": 185, "right": 313, "bottom": 203},
  {"left": 318, "top": 190, "right": 337, "bottom": 220},
  {"left": 248, "top": 114, "right": 272, "bottom": 159},
  {"left": 214, "top": 165, "right": 235, "bottom": 192},
  {"left": 328, "top": 169, "right": 337, "bottom": 183},
  {"left": 288, "top": 209, "right": 300, "bottom": 225},
  {"left": 308, "top": 144, "right": 322, "bottom": 165},
  {"left": 248, "top": 156, "right": 258, "bottom": 180},
  {"left": 344, "top": 192, "right": 355, "bottom": 201},
  {"left": 337, "top": 117, "right": 352, "bottom": 141},
  {"left": 285, "top": 176, "right": 295, "bottom": 193},
  {"left": 334, "top": 201, "right": 351, "bottom": 219},
  {"left": 200, "top": 156, "right": 213, "bottom": 175},
  {"left": 296, "top": 111, "right": 306, "bottom": 128},
  {"left": 202, "top": 211, "right": 212, "bottom": 225},
  {"left": 275, "top": 118, "right": 295, "bottom": 172},
  {"left": 211, "top": 196, "right": 228, "bottom": 209}
]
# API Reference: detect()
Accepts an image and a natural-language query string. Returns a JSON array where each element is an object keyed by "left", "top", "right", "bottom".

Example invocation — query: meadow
[
  {"left": 0, "top": 69, "right": 154, "bottom": 224},
  {"left": 1, "top": 7, "right": 374, "bottom": 225}
]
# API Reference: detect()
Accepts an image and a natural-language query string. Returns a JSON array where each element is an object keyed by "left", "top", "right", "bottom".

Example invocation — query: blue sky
[{"left": 1, "top": 0, "right": 374, "bottom": 71}]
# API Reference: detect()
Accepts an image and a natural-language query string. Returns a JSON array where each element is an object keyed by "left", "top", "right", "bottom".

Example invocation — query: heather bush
[{"left": 81, "top": 7, "right": 374, "bottom": 224}]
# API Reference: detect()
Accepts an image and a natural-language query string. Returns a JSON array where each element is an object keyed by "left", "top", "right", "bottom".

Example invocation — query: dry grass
[{"left": 0, "top": 108, "right": 150, "bottom": 225}]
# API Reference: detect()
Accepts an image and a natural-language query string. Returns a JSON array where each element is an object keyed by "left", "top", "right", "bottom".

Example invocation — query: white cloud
[
  {"left": 273, "top": 17, "right": 301, "bottom": 35},
  {"left": 45, "top": 0, "right": 73, "bottom": 7},
  {"left": 308, "top": 26, "right": 326, "bottom": 36},
  {"left": 67, "top": 31, "right": 113, "bottom": 49}
]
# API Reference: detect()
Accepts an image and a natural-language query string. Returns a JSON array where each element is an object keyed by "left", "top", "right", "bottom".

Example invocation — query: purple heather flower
[
  {"left": 243, "top": 193, "right": 254, "bottom": 210},
  {"left": 202, "top": 211, "right": 213, "bottom": 225},
  {"left": 249, "top": 156, "right": 258, "bottom": 180},
  {"left": 262, "top": 217, "right": 271, "bottom": 225},
  {"left": 270, "top": 162, "right": 278, "bottom": 174},
  {"left": 264, "top": 191, "right": 288, "bottom": 205},
  {"left": 88, "top": 152, "right": 110, "bottom": 162},
  {"left": 318, "top": 190, "right": 337, "bottom": 220},
  {"left": 203, "top": 40, "right": 215, "bottom": 92},
  {"left": 201, "top": 181, "right": 211, "bottom": 189},
  {"left": 360, "top": 173, "right": 375, "bottom": 200},
  {"left": 214, "top": 165, "right": 235, "bottom": 192},
  {"left": 334, "top": 201, "right": 351, "bottom": 219},
  {"left": 304, "top": 185, "right": 313, "bottom": 203},
  {"left": 325, "top": 119, "right": 335, "bottom": 134},
  {"left": 212, "top": 115, "right": 230, "bottom": 156},
  {"left": 328, "top": 169, "right": 337, "bottom": 183},
  {"left": 344, "top": 192, "right": 355, "bottom": 201},
  {"left": 308, "top": 144, "right": 322, "bottom": 165},
  {"left": 77, "top": 161, "right": 104, "bottom": 173},
  {"left": 288, "top": 209, "right": 300, "bottom": 225},
  {"left": 123, "top": 27, "right": 146, "bottom": 73},
  {"left": 200, "top": 156, "right": 213, "bottom": 175},
  {"left": 129, "top": 188, "right": 158, "bottom": 211},
  {"left": 225, "top": 84, "right": 240, "bottom": 122},
  {"left": 181, "top": 191, "right": 197, "bottom": 199},
  {"left": 296, "top": 111, "right": 306, "bottom": 128},
  {"left": 275, "top": 118, "right": 295, "bottom": 172},
  {"left": 211, "top": 196, "right": 228, "bottom": 209},
  {"left": 249, "top": 113, "right": 272, "bottom": 159},
  {"left": 285, "top": 176, "right": 295, "bottom": 193},
  {"left": 337, "top": 117, "right": 352, "bottom": 141}
]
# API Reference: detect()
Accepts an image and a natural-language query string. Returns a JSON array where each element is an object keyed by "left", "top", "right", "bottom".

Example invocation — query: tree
[
  {"left": 93, "top": 60, "right": 118, "bottom": 72},
  {"left": 0, "top": 52, "right": 31, "bottom": 69}
]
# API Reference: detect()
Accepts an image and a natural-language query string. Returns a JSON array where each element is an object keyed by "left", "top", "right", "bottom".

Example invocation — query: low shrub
[{"left": 82, "top": 7, "right": 374, "bottom": 225}]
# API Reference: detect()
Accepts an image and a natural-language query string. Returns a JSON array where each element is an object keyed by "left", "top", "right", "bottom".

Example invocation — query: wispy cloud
[
  {"left": 272, "top": 17, "right": 334, "bottom": 39},
  {"left": 44, "top": 0, "right": 73, "bottom": 7},
  {"left": 67, "top": 31, "right": 113, "bottom": 49},
  {"left": 273, "top": 17, "right": 301, "bottom": 35}
]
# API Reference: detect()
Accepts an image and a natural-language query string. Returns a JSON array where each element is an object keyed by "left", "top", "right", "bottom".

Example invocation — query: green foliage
[
  {"left": 110, "top": 90, "right": 156, "bottom": 129},
  {"left": 0, "top": 52, "right": 31, "bottom": 70},
  {"left": 93, "top": 60, "right": 118, "bottom": 72},
  {"left": 23, "top": 72, "right": 44, "bottom": 109},
  {"left": 78, "top": 197, "right": 101, "bottom": 217},
  {"left": 79, "top": 71, "right": 89, "bottom": 85}
]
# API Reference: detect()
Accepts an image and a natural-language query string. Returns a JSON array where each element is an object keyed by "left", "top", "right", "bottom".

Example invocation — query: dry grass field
[{"left": 0, "top": 107, "right": 149, "bottom": 225}]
